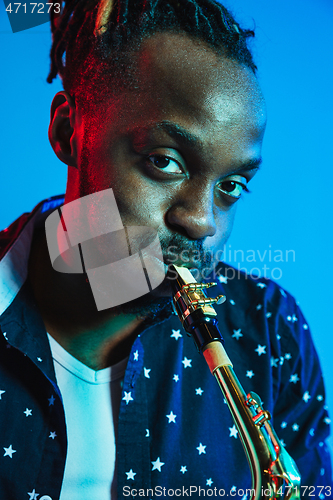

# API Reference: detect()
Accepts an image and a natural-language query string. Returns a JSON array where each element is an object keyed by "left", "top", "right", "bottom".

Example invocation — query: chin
[{"left": 113, "top": 278, "right": 174, "bottom": 322}]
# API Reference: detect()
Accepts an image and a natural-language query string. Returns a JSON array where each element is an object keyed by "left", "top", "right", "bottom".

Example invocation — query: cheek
[
  {"left": 112, "top": 176, "right": 168, "bottom": 228},
  {"left": 208, "top": 205, "right": 237, "bottom": 256},
  {"left": 80, "top": 143, "right": 171, "bottom": 229}
]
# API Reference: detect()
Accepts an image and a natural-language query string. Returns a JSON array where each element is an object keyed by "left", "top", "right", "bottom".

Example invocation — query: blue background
[{"left": 0, "top": 0, "right": 332, "bottom": 455}]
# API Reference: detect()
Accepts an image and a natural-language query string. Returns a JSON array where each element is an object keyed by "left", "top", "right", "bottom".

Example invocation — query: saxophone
[{"left": 169, "top": 264, "right": 301, "bottom": 500}]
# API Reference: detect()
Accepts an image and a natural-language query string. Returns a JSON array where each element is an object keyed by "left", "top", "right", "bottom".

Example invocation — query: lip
[
  {"left": 164, "top": 260, "right": 193, "bottom": 269},
  {"left": 163, "top": 256, "right": 216, "bottom": 274},
  {"left": 139, "top": 252, "right": 168, "bottom": 269},
  {"left": 162, "top": 255, "right": 203, "bottom": 269}
]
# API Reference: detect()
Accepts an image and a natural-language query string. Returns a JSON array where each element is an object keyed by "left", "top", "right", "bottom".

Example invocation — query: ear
[{"left": 49, "top": 91, "right": 77, "bottom": 167}]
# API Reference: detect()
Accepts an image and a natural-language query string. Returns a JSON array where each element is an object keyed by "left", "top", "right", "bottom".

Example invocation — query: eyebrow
[
  {"left": 130, "top": 120, "right": 204, "bottom": 151},
  {"left": 133, "top": 120, "right": 262, "bottom": 173},
  {"left": 154, "top": 121, "right": 204, "bottom": 150},
  {"left": 227, "top": 157, "right": 263, "bottom": 176}
]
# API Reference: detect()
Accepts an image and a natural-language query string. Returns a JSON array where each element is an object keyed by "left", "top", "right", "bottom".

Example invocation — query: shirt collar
[
  {"left": 0, "top": 196, "right": 64, "bottom": 316},
  {"left": 0, "top": 196, "right": 65, "bottom": 386}
]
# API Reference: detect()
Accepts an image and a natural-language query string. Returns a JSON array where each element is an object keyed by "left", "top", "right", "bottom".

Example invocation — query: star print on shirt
[
  {"left": 37, "top": 357, "right": 42, "bottom": 362},
  {"left": 246, "top": 370, "right": 254, "bottom": 379},
  {"left": 49, "top": 431, "right": 57, "bottom": 439},
  {"left": 229, "top": 299, "right": 235, "bottom": 305},
  {"left": 151, "top": 457, "right": 165, "bottom": 471},
  {"left": 257, "top": 283, "right": 266, "bottom": 289},
  {"left": 196, "top": 443, "right": 206, "bottom": 455},
  {"left": 0, "top": 390, "right": 5, "bottom": 399},
  {"left": 171, "top": 329, "right": 182, "bottom": 340},
  {"left": 133, "top": 350, "right": 139, "bottom": 361},
  {"left": 195, "top": 388, "right": 204, "bottom": 395},
  {"left": 281, "top": 421, "right": 287, "bottom": 429},
  {"left": 180, "top": 465, "right": 187, "bottom": 474},
  {"left": 324, "top": 417, "right": 331, "bottom": 425},
  {"left": 232, "top": 329, "right": 243, "bottom": 340},
  {"left": 271, "top": 357, "right": 279, "bottom": 368},
  {"left": 292, "top": 423, "right": 299, "bottom": 432},
  {"left": 256, "top": 304, "right": 262, "bottom": 310},
  {"left": 266, "top": 312, "right": 272, "bottom": 318},
  {"left": 173, "top": 374, "right": 179, "bottom": 382},
  {"left": 303, "top": 391, "right": 311, "bottom": 403},
  {"left": 206, "top": 478, "right": 213, "bottom": 486},
  {"left": 289, "top": 373, "right": 299, "bottom": 384},
  {"left": 229, "top": 425, "right": 238, "bottom": 438},
  {"left": 285, "top": 353, "right": 292, "bottom": 360},
  {"left": 144, "top": 367, "right": 151, "bottom": 378},
  {"left": 145, "top": 429, "right": 149, "bottom": 437},
  {"left": 3, "top": 445, "right": 16, "bottom": 458},
  {"left": 126, "top": 469, "right": 136, "bottom": 480},
  {"left": 309, "top": 428, "right": 315, "bottom": 436},
  {"left": 48, "top": 395, "right": 55, "bottom": 406},
  {"left": 24, "top": 408, "right": 32, "bottom": 417},
  {"left": 218, "top": 275, "right": 228, "bottom": 284},
  {"left": 27, "top": 489, "right": 39, "bottom": 500},
  {"left": 255, "top": 345, "right": 266, "bottom": 356},
  {"left": 182, "top": 357, "right": 192, "bottom": 368},
  {"left": 317, "top": 395, "right": 324, "bottom": 401},
  {"left": 122, "top": 392, "right": 134, "bottom": 404},
  {"left": 166, "top": 411, "right": 176, "bottom": 423}
]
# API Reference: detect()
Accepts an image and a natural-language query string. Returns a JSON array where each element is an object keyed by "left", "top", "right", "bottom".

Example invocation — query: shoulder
[
  {"left": 216, "top": 261, "right": 290, "bottom": 297},
  {"left": 0, "top": 196, "right": 65, "bottom": 261},
  {"left": 214, "top": 261, "right": 298, "bottom": 323},
  {"left": 213, "top": 262, "right": 315, "bottom": 372}
]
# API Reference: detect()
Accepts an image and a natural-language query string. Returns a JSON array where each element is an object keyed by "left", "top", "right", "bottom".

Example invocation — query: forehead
[
  {"left": 82, "top": 32, "right": 266, "bottom": 158},
  {"left": 126, "top": 32, "right": 265, "bottom": 125}
]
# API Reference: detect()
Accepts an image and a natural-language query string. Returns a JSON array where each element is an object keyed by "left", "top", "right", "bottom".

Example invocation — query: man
[{"left": 0, "top": 1, "right": 331, "bottom": 499}]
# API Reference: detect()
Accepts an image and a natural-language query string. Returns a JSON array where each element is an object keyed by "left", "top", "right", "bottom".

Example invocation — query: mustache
[{"left": 160, "top": 235, "right": 215, "bottom": 271}]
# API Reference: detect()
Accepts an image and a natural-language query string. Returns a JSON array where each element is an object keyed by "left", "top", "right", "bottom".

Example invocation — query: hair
[{"left": 47, "top": 0, "right": 257, "bottom": 107}]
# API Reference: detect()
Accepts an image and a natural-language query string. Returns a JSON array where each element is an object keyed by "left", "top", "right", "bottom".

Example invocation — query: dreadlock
[{"left": 47, "top": 0, "right": 257, "bottom": 107}]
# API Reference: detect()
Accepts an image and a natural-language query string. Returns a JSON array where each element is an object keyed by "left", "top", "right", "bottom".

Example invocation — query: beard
[
  {"left": 109, "top": 233, "right": 219, "bottom": 327},
  {"left": 112, "top": 290, "right": 174, "bottom": 328}
]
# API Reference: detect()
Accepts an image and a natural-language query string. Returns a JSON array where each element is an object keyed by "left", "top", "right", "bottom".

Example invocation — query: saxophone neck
[{"left": 170, "top": 264, "right": 301, "bottom": 500}]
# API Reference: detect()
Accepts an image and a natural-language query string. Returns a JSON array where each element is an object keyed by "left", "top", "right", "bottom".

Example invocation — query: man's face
[{"left": 70, "top": 32, "right": 266, "bottom": 291}]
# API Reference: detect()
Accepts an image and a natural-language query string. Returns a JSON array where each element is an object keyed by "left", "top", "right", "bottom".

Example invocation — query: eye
[
  {"left": 147, "top": 154, "right": 183, "bottom": 174},
  {"left": 218, "top": 176, "right": 248, "bottom": 200}
]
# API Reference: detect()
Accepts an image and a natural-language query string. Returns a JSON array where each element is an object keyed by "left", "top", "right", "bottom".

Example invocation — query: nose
[{"left": 166, "top": 183, "right": 217, "bottom": 240}]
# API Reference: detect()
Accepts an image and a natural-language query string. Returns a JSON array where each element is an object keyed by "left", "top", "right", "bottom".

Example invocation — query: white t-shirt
[{"left": 47, "top": 334, "right": 127, "bottom": 500}]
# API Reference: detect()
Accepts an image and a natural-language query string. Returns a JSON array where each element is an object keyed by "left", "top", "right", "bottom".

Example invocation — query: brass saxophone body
[{"left": 169, "top": 264, "right": 301, "bottom": 500}]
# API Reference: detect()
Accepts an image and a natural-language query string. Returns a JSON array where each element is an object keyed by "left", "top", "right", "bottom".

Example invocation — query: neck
[{"left": 28, "top": 227, "right": 146, "bottom": 370}]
